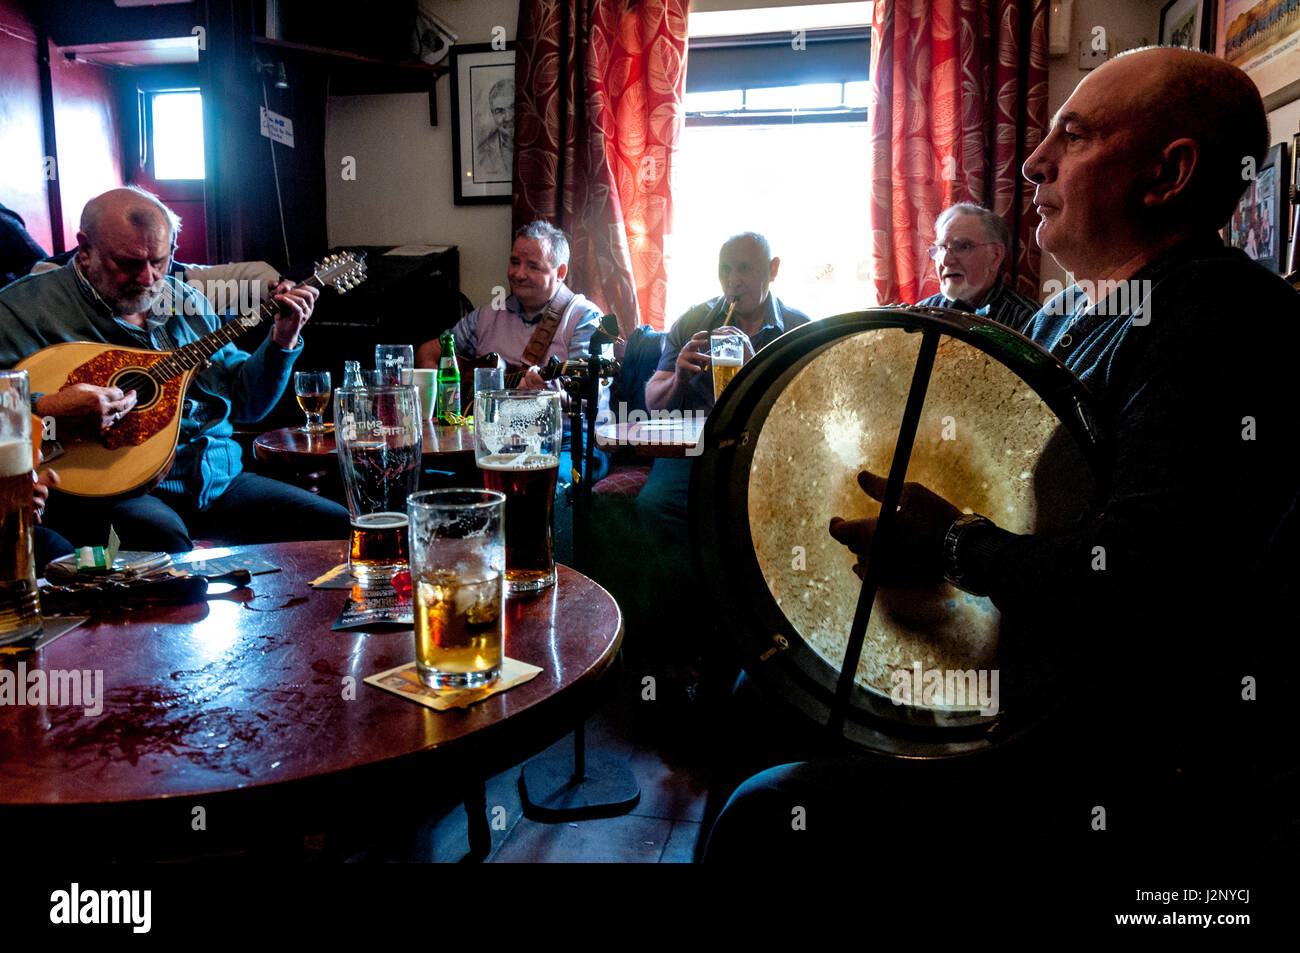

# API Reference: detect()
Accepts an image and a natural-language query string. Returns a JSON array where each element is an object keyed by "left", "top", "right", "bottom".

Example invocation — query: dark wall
[{"left": 203, "top": 0, "right": 327, "bottom": 276}]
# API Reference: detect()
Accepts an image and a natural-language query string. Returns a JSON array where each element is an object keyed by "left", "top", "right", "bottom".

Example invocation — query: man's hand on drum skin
[
  {"left": 828, "top": 469, "right": 963, "bottom": 586},
  {"left": 268, "top": 279, "right": 320, "bottom": 350},
  {"left": 35, "top": 383, "right": 137, "bottom": 432}
]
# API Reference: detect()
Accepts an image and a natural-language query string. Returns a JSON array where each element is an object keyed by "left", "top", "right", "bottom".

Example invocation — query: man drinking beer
[{"left": 645, "top": 232, "right": 809, "bottom": 414}]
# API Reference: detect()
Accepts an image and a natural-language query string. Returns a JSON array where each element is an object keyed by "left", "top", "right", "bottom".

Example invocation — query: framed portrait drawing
[
  {"left": 1216, "top": 0, "right": 1300, "bottom": 107},
  {"left": 1227, "top": 142, "right": 1290, "bottom": 273},
  {"left": 450, "top": 43, "right": 516, "bottom": 205},
  {"left": 1160, "top": 0, "right": 1212, "bottom": 51}
]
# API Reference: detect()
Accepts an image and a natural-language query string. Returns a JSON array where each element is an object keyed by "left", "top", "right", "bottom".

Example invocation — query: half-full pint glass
[
  {"left": 710, "top": 331, "right": 744, "bottom": 402},
  {"left": 0, "top": 370, "right": 41, "bottom": 643},
  {"left": 335, "top": 382, "right": 423, "bottom": 586},
  {"left": 473, "top": 390, "right": 562, "bottom": 595},
  {"left": 408, "top": 489, "right": 505, "bottom": 689}
]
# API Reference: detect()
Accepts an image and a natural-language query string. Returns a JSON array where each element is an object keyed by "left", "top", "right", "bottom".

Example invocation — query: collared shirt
[
  {"left": 452, "top": 288, "right": 601, "bottom": 367},
  {"left": 917, "top": 278, "right": 1041, "bottom": 335},
  {"left": 658, "top": 293, "right": 811, "bottom": 411},
  {"left": 0, "top": 259, "right": 302, "bottom": 509}
]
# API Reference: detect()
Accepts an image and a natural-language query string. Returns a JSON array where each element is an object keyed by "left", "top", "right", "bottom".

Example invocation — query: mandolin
[{"left": 19, "top": 252, "right": 367, "bottom": 498}]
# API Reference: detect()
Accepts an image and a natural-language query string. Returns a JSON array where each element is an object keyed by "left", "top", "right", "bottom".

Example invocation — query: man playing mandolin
[
  {"left": 0, "top": 187, "right": 349, "bottom": 553},
  {"left": 414, "top": 220, "right": 602, "bottom": 394}
]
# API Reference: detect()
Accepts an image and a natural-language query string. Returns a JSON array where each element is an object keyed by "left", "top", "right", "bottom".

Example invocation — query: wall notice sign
[{"left": 259, "top": 107, "right": 294, "bottom": 147}]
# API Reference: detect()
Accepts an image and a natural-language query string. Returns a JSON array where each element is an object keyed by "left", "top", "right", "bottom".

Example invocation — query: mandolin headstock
[{"left": 313, "top": 251, "right": 368, "bottom": 294}]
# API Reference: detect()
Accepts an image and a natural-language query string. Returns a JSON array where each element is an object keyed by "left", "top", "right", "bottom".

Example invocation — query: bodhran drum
[{"left": 691, "top": 307, "right": 1108, "bottom": 758}]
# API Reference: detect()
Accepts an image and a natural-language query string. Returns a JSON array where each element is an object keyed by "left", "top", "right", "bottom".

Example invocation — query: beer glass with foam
[
  {"left": 473, "top": 390, "right": 562, "bottom": 595},
  {"left": 334, "top": 382, "right": 423, "bottom": 586},
  {"left": 0, "top": 370, "right": 41, "bottom": 643},
  {"left": 710, "top": 330, "right": 744, "bottom": 401},
  {"left": 408, "top": 489, "right": 505, "bottom": 688}
]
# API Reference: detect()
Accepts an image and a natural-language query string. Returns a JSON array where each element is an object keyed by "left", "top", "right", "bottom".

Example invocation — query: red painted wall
[
  {"left": 47, "top": 37, "right": 124, "bottom": 250},
  {"left": 0, "top": 0, "right": 53, "bottom": 252},
  {"left": 0, "top": 0, "right": 124, "bottom": 256}
]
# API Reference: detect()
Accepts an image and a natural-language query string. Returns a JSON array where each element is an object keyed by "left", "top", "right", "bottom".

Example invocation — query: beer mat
[
  {"left": 173, "top": 552, "right": 281, "bottom": 576},
  {"left": 311, "top": 563, "right": 354, "bottom": 589},
  {"left": 332, "top": 586, "right": 413, "bottom": 630},
  {"left": 365, "top": 658, "right": 541, "bottom": 710},
  {"left": 0, "top": 617, "right": 86, "bottom": 654}
]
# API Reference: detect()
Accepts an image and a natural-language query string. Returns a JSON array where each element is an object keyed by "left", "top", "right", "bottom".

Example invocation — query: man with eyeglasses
[{"left": 916, "top": 203, "right": 1040, "bottom": 333}]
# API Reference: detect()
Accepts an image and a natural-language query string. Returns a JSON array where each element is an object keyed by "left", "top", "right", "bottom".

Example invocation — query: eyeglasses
[{"left": 928, "top": 239, "right": 998, "bottom": 259}]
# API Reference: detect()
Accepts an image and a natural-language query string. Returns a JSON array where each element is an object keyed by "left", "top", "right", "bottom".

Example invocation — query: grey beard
[{"left": 111, "top": 287, "right": 163, "bottom": 316}]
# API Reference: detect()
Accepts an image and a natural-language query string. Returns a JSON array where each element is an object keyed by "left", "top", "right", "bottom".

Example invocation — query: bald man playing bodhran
[
  {"left": 0, "top": 187, "right": 350, "bottom": 552},
  {"left": 705, "top": 47, "right": 1299, "bottom": 865}
]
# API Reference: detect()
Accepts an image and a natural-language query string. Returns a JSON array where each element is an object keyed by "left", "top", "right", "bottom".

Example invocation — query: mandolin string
[{"left": 151, "top": 270, "right": 331, "bottom": 383}]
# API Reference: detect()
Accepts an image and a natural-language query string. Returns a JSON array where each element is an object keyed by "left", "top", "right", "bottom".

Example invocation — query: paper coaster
[
  {"left": 365, "top": 658, "right": 541, "bottom": 710},
  {"left": 0, "top": 616, "right": 86, "bottom": 654}
]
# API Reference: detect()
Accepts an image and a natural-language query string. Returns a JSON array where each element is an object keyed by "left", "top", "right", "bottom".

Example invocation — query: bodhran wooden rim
[{"left": 691, "top": 307, "right": 1109, "bottom": 759}]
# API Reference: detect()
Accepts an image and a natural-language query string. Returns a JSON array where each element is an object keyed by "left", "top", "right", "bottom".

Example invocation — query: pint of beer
[
  {"left": 0, "top": 371, "right": 41, "bottom": 644},
  {"left": 335, "top": 382, "right": 423, "bottom": 586},
  {"left": 473, "top": 390, "right": 563, "bottom": 595},
  {"left": 408, "top": 489, "right": 505, "bottom": 689},
  {"left": 710, "top": 331, "right": 745, "bottom": 402}
]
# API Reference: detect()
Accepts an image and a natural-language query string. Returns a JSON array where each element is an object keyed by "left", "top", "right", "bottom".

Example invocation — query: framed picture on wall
[
  {"left": 1227, "top": 142, "right": 1290, "bottom": 273},
  {"left": 1159, "top": 0, "right": 1212, "bottom": 51},
  {"left": 1216, "top": 0, "right": 1300, "bottom": 107},
  {"left": 450, "top": 42, "right": 516, "bottom": 205}
]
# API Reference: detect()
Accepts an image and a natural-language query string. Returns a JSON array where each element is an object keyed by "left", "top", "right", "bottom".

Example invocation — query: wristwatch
[{"left": 943, "top": 513, "right": 993, "bottom": 594}]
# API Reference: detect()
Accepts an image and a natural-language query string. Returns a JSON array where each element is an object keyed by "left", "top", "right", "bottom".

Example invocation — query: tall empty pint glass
[
  {"left": 0, "top": 370, "right": 41, "bottom": 643},
  {"left": 473, "top": 390, "right": 562, "bottom": 595},
  {"left": 335, "top": 382, "right": 423, "bottom": 586}
]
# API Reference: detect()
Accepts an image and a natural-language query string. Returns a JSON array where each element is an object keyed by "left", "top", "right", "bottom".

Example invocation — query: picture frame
[
  {"left": 449, "top": 42, "right": 516, "bottom": 205},
  {"left": 1226, "top": 142, "right": 1290, "bottom": 273},
  {"left": 1159, "top": 0, "right": 1212, "bottom": 51},
  {"left": 1292, "top": 132, "right": 1300, "bottom": 199},
  {"left": 1216, "top": 0, "right": 1300, "bottom": 108}
]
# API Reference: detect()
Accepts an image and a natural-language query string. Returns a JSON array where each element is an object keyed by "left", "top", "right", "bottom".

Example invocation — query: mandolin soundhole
[{"left": 110, "top": 369, "right": 160, "bottom": 409}]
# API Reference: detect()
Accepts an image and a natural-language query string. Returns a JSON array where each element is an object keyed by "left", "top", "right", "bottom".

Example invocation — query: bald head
[
  {"left": 80, "top": 187, "right": 180, "bottom": 249},
  {"left": 1102, "top": 47, "right": 1268, "bottom": 228},
  {"left": 76, "top": 188, "right": 179, "bottom": 316}
]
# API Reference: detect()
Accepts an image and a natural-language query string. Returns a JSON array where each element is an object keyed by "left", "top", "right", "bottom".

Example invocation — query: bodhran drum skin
[{"left": 692, "top": 308, "right": 1107, "bottom": 757}]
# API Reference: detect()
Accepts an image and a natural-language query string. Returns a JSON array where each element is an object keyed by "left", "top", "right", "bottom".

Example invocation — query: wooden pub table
[
  {"left": 594, "top": 414, "right": 707, "bottom": 459},
  {"left": 253, "top": 421, "right": 478, "bottom": 468},
  {"left": 0, "top": 540, "right": 623, "bottom": 861}
]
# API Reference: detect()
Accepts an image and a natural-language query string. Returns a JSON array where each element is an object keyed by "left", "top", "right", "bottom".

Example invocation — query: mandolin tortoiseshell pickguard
[{"left": 63, "top": 349, "right": 183, "bottom": 450}]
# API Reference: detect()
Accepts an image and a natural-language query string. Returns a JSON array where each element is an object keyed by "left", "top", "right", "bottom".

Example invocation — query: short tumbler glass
[{"left": 408, "top": 489, "right": 506, "bottom": 689}]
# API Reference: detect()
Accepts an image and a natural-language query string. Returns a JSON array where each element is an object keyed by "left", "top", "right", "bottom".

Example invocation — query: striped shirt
[{"left": 917, "top": 279, "right": 1041, "bottom": 335}]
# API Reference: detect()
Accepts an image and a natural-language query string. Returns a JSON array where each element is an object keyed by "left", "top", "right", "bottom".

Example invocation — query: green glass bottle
[{"left": 434, "top": 331, "right": 461, "bottom": 422}]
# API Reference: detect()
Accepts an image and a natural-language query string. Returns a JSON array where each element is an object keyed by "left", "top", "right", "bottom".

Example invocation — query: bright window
[
  {"left": 666, "top": 118, "right": 873, "bottom": 325},
  {"left": 666, "top": 15, "right": 874, "bottom": 326},
  {"left": 151, "top": 90, "right": 205, "bottom": 180}
]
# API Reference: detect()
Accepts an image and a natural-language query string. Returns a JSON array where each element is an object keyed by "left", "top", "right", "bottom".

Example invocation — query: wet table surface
[
  {"left": 0, "top": 540, "right": 623, "bottom": 806},
  {"left": 253, "top": 421, "right": 476, "bottom": 466},
  {"left": 594, "top": 415, "right": 707, "bottom": 459}
]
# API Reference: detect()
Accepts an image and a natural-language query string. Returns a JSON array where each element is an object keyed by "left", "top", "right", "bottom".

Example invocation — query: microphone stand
[{"left": 519, "top": 316, "right": 640, "bottom": 821}]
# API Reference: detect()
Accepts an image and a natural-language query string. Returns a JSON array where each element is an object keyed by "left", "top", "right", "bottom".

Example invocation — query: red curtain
[
  {"left": 514, "top": 0, "right": 689, "bottom": 334},
  {"left": 869, "top": 0, "right": 1048, "bottom": 305}
]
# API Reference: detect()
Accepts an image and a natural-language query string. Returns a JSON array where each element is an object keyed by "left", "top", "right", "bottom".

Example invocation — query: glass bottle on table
[{"left": 434, "top": 331, "right": 461, "bottom": 423}]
